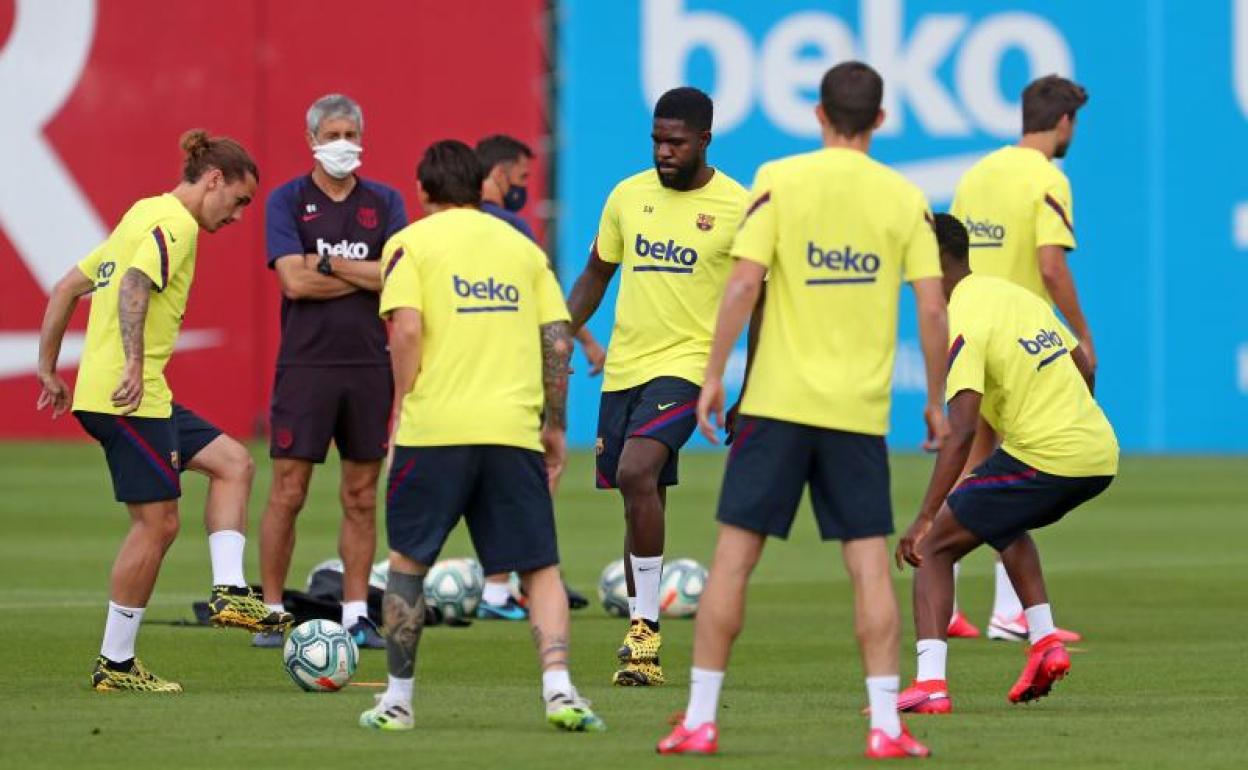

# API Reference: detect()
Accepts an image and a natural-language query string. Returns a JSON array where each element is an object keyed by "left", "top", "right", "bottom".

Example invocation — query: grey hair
[{"left": 306, "top": 93, "right": 364, "bottom": 136}]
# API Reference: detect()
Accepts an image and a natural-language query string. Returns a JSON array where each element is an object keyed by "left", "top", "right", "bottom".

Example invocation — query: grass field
[{"left": 1, "top": 443, "right": 1245, "bottom": 769}]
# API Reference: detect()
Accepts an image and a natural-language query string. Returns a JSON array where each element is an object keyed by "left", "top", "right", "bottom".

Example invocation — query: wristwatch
[{"left": 316, "top": 253, "right": 334, "bottom": 276}]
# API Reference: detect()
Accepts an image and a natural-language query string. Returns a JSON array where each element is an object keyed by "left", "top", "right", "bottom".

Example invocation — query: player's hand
[
  {"left": 724, "top": 399, "right": 742, "bottom": 445},
  {"left": 35, "top": 371, "right": 72, "bottom": 419},
  {"left": 540, "top": 424, "right": 567, "bottom": 494},
  {"left": 895, "top": 515, "right": 934, "bottom": 569},
  {"left": 110, "top": 362, "right": 144, "bottom": 415},
  {"left": 581, "top": 340, "right": 606, "bottom": 377},
  {"left": 697, "top": 376, "right": 726, "bottom": 444},
  {"left": 921, "top": 403, "right": 948, "bottom": 453}
]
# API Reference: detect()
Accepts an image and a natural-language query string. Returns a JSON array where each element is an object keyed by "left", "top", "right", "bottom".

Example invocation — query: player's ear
[
  {"left": 701, "top": 129, "right": 712, "bottom": 150},
  {"left": 814, "top": 103, "right": 829, "bottom": 129},
  {"left": 872, "top": 109, "right": 886, "bottom": 131},
  {"left": 416, "top": 181, "right": 431, "bottom": 211}
]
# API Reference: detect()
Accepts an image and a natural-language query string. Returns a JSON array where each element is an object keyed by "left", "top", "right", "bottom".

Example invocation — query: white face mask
[{"left": 313, "top": 139, "right": 362, "bottom": 179}]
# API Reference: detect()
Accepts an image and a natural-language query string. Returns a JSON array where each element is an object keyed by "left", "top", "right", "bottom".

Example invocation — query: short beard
[{"left": 656, "top": 161, "right": 698, "bottom": 191}]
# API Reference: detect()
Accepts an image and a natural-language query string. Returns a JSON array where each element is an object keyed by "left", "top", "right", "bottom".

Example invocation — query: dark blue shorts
[
  {"left": 74, "top": 404, "right": 222, "bottom": 504},
  {"left": 947, "top": 449, "right": 1114, "bottom": 551},
  {"left": 595, "top": 376, "right": 700, "bottom": 489},
  {"left": 385, "top": 445, "right": 559, "bottom": 575},
  {"left": 716, "top": 416, "right": 892, "bottom": 541},
  {"left": 270, "top": 365, "right": 392, "bottom": 463}
]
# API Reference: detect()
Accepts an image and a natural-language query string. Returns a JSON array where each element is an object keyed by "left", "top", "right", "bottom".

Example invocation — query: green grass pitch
[{"left": 1, "top": 443, "right": 1244, "bottom": 768}]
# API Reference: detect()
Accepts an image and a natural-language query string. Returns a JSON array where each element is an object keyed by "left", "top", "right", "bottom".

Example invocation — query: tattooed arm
[
  {"left": 111, "top": 267, "right": 153, "bottom": 414},
  {"left": 539, "top": 320, "right": 573, "bottom": 492}
]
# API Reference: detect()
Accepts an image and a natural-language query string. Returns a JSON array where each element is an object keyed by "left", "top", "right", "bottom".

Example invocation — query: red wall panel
[{"left": 0, "top": 0, "right": 547, "bottom": 438}]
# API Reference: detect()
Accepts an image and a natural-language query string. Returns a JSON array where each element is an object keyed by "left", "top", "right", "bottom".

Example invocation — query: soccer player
[
  {"left": 256, "top": 94, "right": 407, "bottom": 649},
  {"left": 565, "top": 87, "right": 747, "bottom": 687},
  {"left": 945, "top": 75, "right": 1092, "bottom": 642},
  {"left": 474, "top": 134, "right": 601, "bottom": 621},
  {"left": 657, "top": 62, "right": 948, "bottom": 759},
  {"left": 35, "top": 130, "right": 292, "bottom": 692},
  {"left": 358, "top": 140, "right": 603, "bottom": 733},
  {"left": 895, "top": 214, "right": 1117, "bottom": 712}
]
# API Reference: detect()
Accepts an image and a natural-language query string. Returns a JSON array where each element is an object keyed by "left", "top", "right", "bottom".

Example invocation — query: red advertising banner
[{"left": 0, "top": 0, "right": 548, "bottom": 438}]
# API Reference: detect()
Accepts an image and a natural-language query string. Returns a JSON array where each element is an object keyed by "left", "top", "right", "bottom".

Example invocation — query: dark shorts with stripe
[
  {"left": 269, "top": 365, "right": 392, "bottom": 463},
  {"left": 74, "top": 404, "right": 223, "bottom": 504},
  {"left": 595, "top": 376, "right": 700, "bottom": 489},
  {"left": 385, "top": 445, "right": 559, "bottom": 575},
  {"left": 717, "top": 416, "right": 892, "bottom": 541},
  {"left": 947, "top": 449, "right": 1113, "bottom": 551}
]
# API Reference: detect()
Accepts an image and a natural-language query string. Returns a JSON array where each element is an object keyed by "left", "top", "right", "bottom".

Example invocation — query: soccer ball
[
  {"left": 424, "top": 557, "right": 484, "bottom": 621},
  {"left": 283, "top": 619, "right": 359, "bottom": 692},
  {"left": 598, "top": 558, "right": 630, "bottom": 617},
  {"left": 369, "top": 559, "right": 389, "bottom": 591},
  {"left": 305, "top": 558, "right": 344, "bottom": 590},
  {"left": 660, "top": 558, "right": 707, "bottom": 618}
]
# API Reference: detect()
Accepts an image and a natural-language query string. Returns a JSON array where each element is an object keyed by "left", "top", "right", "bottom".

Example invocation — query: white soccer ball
[
  {"left": 305, "top": 558, "right": 344, "bottom": 590},
  {"left": 369, "top": 560, "right": 389, "bottom": 591},
  {"left": 283, "top": 619, "right": 359, "bottom": 692},
  {"left": 660, "top": 558, "right": 707, "bottom": 618},
  {"left": 424, "top": 557, "right": 484, "bottom": 621},
  {"left": 598, "top": 558, "right": 630, "bottom": 617}
]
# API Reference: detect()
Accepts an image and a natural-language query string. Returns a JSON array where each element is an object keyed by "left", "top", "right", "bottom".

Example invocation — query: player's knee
[
  {"left": 340, "top": 482, "right": 377, "bottom": 514},
  {"left": 270, "top": 479, "right": 309, "bottom": 515},
  {"left": 615, "top": 459, "right": 659, "bottom": 497},
  {"left": 145, "top": 512, "right": 180, "bottom": 546}
]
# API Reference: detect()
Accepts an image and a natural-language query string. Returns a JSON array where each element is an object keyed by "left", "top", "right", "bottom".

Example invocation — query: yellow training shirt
[
  {"left": 950, "top": 145, "right": 1076, "bottom": 303},
  {"left": 733, "top": 148, "right": 942, "bottom": 436},
  {"left": 380, "top": 208, "right": 570, "bottom": 452},
  {"left": 592, "top": 168, "right": 747, "bottom": 391},
  {"left": 72, "top": 193, "right": 200, "bottom": 418},
  {"left": 946, "top": 274, "right": 1118, "bottom": 476}
]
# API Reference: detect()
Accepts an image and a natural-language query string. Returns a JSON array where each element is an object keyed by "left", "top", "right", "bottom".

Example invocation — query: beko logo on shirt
[
  {"left": 634, "top": 233, "right": 697, "bottom": 273},
  {"left": 1018, "top": 328, "right": 1069, "bottom": 370},
  {"left": 316, "top": 238, "right": 370, "bottom": 260},
  {"left": 805, "top": 242, "right": 880, "bottom": 285},
  {"left": 964, "top": 217, "right": 1005, "bottom": 246},
  {"left": 453, "top": 274, "right": 520, "bottom": 313}
]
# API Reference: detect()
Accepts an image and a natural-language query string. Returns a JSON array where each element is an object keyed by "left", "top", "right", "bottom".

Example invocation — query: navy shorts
[
  {"left": 717, "top": 416, "right": 892, "bottom": 541},
  {"left": 270, "top": 365, "right": 392, "bottom": 463},
  {"left": 74, "top": 404, "right": 223, "bottom": 504},
  {"left": 385, "top": 445, "right": 559, "bottom": 575},
  {"left": 947, "top": 449, "right": 1113, "bottom": 551},
  {"left": 595, "top": 376, "right": 700, "bottom": 489}
]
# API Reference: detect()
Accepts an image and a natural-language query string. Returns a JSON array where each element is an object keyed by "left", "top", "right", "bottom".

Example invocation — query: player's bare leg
[
  {"left": 191, "top": 435, "right": 291, "bottom": 634},
  {"left": 522, "top": 565, "right": 605, "bottom": 731},
  {"left": 362, "top": 549, "right": 426, "bottom": 731},
  {"left": 339, "top": 459, "right": 383, "bottom": 645},
  {"left": 614, "top": 437, "right": 669, "bottom": 685},
  {"left": 947, "top": 418, "right": 996, "bottom": 638},
  {"left": 259, "top": 458, "right": 314, "bottom": 608},
  {"left": 999, "top": 533, "right": 1070, "bottom": 702}
]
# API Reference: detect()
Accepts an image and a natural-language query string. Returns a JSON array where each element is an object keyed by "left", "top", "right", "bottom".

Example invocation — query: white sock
[
  {"left": 866, "top": 675, "right": 902, "bottom": 738},
  {"left": 208, "top": 530, "right": 247, "bottom": 588},
  {"left": 950, "top": 561, "right": 961, "bottom": 618},
  {"left": 101, "top": 602, "right": 145, "bottom": 662},
  {"left": 383, "top": 675, "right": 413, "bottom": 707},
  {"left": 342, "top": 600, "right": 369, "bottom": 627},
  {"left": 627, "top": 597, "right": 637, "bottom": 617},
  {"left": 630, "top": 554, "right": 663, "bottom": 622},
  {"left": 266, "top": 602, "right": 285, "bottom": 615},
  {"left": 542, "top": 669, "right": 573, "bottom": 700},
  {"left": 683, "top": 667, "right": 724, "bottom": 729},
  {"left": 992, "top": 561, "right": 1023, "bottom": 619},
  {"left": 916, "top": 639, "right": 948, "bottom": 682},
  {"left": 1024, "top": 603, "right": 1056, "bottom": 643},
  {"left": 482, "top": 581, "right": 511, "bottom": 607}
]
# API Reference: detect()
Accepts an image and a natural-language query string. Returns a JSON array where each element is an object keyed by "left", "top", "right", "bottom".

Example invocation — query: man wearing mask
[
  {"left": 256, "top": 94, "right": 408, "bottom": 649},
  {"left": 473, "top": 134, "right": 602, "bottom": 620}
]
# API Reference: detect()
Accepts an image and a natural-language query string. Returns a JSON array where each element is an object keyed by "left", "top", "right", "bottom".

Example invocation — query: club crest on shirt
[
  {"left": 169, "top": 451, "right": 179, "bottom": 470},
  {"left": 356, "top": 206, "right": 379, "bottom": 229},
  {"left": 696, "top": 213, "right": 715, "bottom": 231},
  {"left": 595, "top": 437, "right": 605, "bottom": 456}
]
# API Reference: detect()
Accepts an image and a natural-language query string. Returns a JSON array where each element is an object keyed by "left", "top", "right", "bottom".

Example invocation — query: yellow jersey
[
  {"left": 592, "top": 168, "right": 747, "bottom": 391},
  {"left": 950, "top": 145, "right": 1076, "bottom": 303},
  {"left": 732, "top": 148, "right": 942, "bottom": 435},
  {"left": 380, "top": 208, "right": 570, "bottom": 451},
  {"left": 72, "top": 193, "right": 200, "bottom": 418},
  {"left": 946, "top": 274, "right": 1117, "bottom": 476}
]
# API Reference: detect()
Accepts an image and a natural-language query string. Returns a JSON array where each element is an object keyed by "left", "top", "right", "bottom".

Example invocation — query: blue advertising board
[{"left": 557, "top": 0, "right": 1248, "bottom": 452}]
